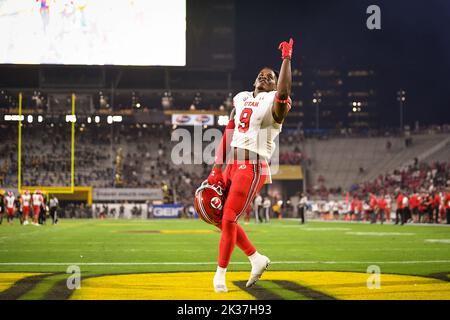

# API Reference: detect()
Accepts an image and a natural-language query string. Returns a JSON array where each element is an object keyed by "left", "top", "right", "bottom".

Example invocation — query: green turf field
[{"left": 0, "top": 218, "right": 450, "bottom": 300}]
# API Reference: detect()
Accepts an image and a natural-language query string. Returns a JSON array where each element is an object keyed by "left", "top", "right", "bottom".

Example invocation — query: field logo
[
  {"left": 67, "top": 265, "right": 81, "bottom": 290},
  {"left": 366, "top": 5, "right": 381, "bottom": 30},
  {"left": 366, "top": 265, "right": 381, "bottom": 289}
]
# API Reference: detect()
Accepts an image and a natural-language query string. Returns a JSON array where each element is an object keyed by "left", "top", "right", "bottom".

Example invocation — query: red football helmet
[{"left": 194, "top": 180, "right": 224, "bottom": 226}]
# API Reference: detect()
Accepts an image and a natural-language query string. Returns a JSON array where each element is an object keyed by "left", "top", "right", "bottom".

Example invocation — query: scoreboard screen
[{"left": 0, "top": 0, "right": 186, "bottom": 66}]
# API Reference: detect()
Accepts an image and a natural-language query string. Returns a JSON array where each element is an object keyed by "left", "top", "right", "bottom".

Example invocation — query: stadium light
[
  {"left": 161, "top": 91, "right": 173, "bottom": 109},
  {"left": 4, "top": 115, "right": 25, "bottom": 121},
  {"left": 95, "top": 116, "right": 100, "bottom": 123},
  {"left": 352, "top": 107, "right": 357, "bottom": 112},
  {"left": 357, "top": 102, "right": 362, "bottom": 107},
  {"left": 112, "top": 116, "right": 123, "bottom": 122},
  {"left": 65, "top": 115, "right": 77, "bottom": 123},
  {"left": 27, "top": 115, "right": 33, "bottom": 123},
  {"left": 87, "top": 116, "right": 92, "bottom": 124},
  {"left": 397, "top": 89, "right": 407, "bottom": 130},
  {"left": 352, "top": 102, "right": 357, "bottom": 107},
  {"left": 107, "top": 116, "right": 113, "bottom": 124},
  {"left": 313, "top": 91, "right": 322, "bottom": 131},
  {"left": 38, "top": 115, "right": 43, "bottom": 123}
]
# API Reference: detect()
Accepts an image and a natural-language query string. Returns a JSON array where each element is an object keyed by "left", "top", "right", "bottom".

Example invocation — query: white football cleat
[
  {"left": 213, "top": 276, "right": 228, "bottom": 293},
  {"left": 246, "top": 254, "right": 270, "bottom": 288}
]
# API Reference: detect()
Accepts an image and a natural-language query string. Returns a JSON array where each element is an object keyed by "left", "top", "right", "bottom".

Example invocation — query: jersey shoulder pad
[{"left": 233, "top": 91, "right": 251, "bottom": 103}]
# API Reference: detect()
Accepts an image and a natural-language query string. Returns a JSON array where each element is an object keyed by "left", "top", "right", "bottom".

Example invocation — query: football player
[
  {"left": 206, "top": 38, "right": 293, "bottom": 292},
  {"left": 21, "top": 190, "right": 32, "bottom": 225},
  {"left": 32, "top": 190, "right": 44, "bottom": 226},
  {"left": 4, "top": 191, "right": 15, "bottom": 225},
  {"left": 0, "top": 191, "right": 4, "bottom": 225}
]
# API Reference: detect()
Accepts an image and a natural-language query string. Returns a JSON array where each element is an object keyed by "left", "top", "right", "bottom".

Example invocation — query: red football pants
[
  {"left": 33, "top": 205, "right": 40, "bottom": 223},
  {"left": 23, "top": 206, "right": 30, "bottom": 220},
  {"left": 218, "top": 159, "right": 269, "bottom": 268}
]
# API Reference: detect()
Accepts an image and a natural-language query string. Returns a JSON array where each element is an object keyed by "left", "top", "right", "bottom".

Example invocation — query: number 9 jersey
[{"left": 230, "top": 90, "right": 283, "bottom": 160}]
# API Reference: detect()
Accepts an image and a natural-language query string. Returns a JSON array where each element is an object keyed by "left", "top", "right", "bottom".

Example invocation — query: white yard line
[
  {"left": 346, "top": 232, "right": 416, "bottom": 236},
  {"left": 1, "top": 247, "right": 448, "bottom": 253},
  {"left": 1, "top": 260, "right": 450, "bottom": 266},
  {"left": 284, "top": 219, "right": 450, "bottom": 227},
  {"left": 425, "top": 239, "right": 450, "bottom": 244}
]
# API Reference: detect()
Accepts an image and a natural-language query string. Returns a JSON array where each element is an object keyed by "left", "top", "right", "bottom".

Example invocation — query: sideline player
[
  {"left": 21, "top": 190, "right": 32, "bottom": 225},
  {"left": 206, "top": 38, "right": 294, "bottom": 292},
  {"left": 0, "top": 191, "right": 4, "bottom": 224},
  {"left": 32, "top": 190, "right": 44, "bottom": 226},
  {"left": 5, "top": 191, "right": 16, "bottom": 225}
]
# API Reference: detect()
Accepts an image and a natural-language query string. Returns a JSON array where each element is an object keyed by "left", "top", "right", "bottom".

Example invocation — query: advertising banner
[
  {"left": 93, "top": 188, "right": 162, "bottom": 201},
  {"left": 172, "top": 114, "right": 214, "bottom": 126},
  {"left": 151, "top": 204, "right": 184, "bottom": 218}
]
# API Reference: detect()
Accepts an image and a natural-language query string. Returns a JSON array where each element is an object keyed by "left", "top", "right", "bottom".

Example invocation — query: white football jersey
[
  {"left": 5, "top": 196, "right": 15, "bottom": 208},
  {"left": 22, "top": 194, "right": 31, "bottom": 207},
  {"left": 32, "top": 193, "right": 43, "bottom": 206},
  {"left": 230, "top": 90, "right": 282, "bottom": 160}
]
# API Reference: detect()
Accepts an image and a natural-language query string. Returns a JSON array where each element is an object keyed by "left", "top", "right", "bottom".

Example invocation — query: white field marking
[
  {"left": 284, "top": 219, "right": 450, "bottom": 227},
  {"left": 0, "top": 230, "right": 45, "bottom": 242},
  {"left": 0, "top": 221, "right": 93, "bottom": 241},
  {"left": 1, "top": 247, "right": 449, "bottom": 253},
  {"left": 1, "top": 260, "right": 450, "bottom": 266},
  {"left": 0, "top": 247, "right": 426, "bottom": 252},
  {"left": 0, "top": 249, "right": 205, "bottom": 253},
  {"left": 272, "top": 226, "right": 352, "bottom": 231},
  {"left": 304, "top": 227, "right": 352, "bottom": 231},
  {"left": 346, "top": 232, "right": 416, "bottom": 236},
  {"left": 425, "top": 239, "right": 450, "bottom": 244}
]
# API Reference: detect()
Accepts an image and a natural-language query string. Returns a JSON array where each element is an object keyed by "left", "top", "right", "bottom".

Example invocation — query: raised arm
[{"left": 272, "top": 38, "right": 293, "bottom": 124}]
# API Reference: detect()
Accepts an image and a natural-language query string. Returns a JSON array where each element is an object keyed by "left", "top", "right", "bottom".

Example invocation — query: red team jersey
[
  {"left": 409, "top": 194, "right": 418, "bottom": 209},
  {"left": 377, "top": 197, "right": 387, "bottom": 210},
  {"left": 445, "top": 194, "right": 450, "bottom": 209},
  {"left": 396, "top": 194, "right": 404, "bottom": 210}
]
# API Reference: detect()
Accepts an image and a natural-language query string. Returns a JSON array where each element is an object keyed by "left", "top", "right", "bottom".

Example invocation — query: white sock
[
  {"left": 248, "top": 251, "right": 262, "bottom": 264},
  {"left": 215, "top": 266, "right": 227, "bottom": 277}
]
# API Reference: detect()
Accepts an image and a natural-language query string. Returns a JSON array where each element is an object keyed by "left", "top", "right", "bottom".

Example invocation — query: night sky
[{"left": 234, "top": 0, "right": 450, "bottom": 126}]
